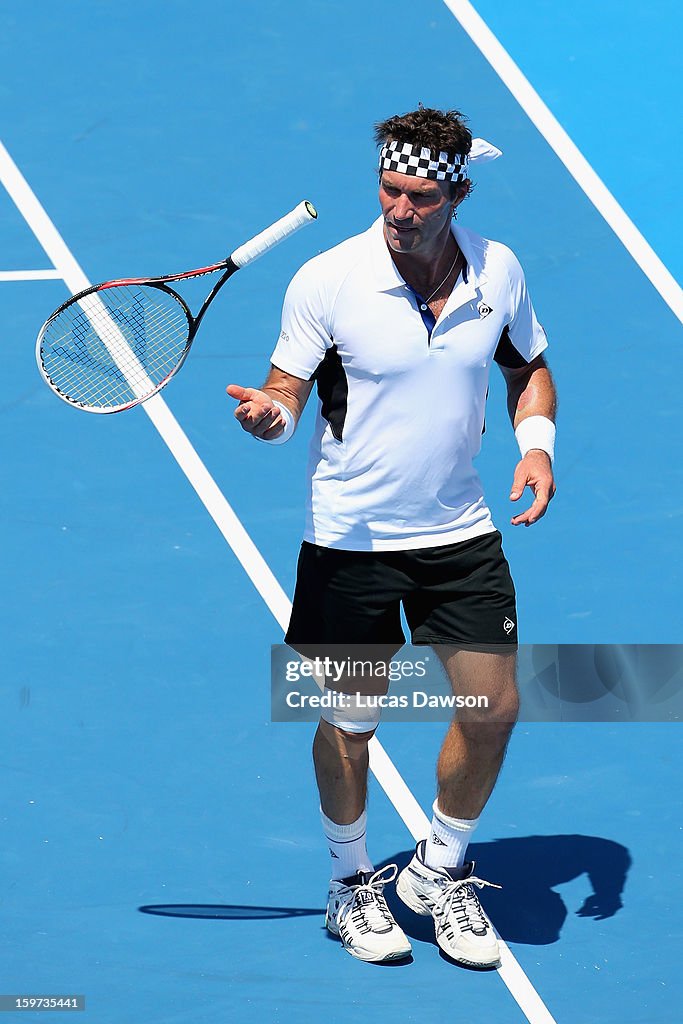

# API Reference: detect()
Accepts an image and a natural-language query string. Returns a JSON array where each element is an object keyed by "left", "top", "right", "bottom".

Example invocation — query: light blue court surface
[{"left": 1, "top": 2, "right": 681, "bottom": 1022}]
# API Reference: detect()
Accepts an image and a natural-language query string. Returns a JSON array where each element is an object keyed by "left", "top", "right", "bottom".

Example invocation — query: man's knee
[
  {"left": 316, "top": 717, "right": 377, "bottom": 760},
  {"left": 457, "top": 681, "right": 519, "bottom": 743},
  {"left": 319, "top": 684, "right": 383, "bottom": 732}
]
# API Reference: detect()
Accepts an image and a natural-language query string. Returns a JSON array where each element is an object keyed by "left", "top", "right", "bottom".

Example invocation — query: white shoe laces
[
  {"left": 338, "top": 864, "right": 399, "bottom": 935},
  {"left": 436, "top": 873, "right": 501, "bottom": 937}
]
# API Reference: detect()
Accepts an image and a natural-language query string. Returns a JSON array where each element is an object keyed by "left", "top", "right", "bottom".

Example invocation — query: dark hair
[{"left": 374, "top": 107, "right": 473, "bottom": 199}]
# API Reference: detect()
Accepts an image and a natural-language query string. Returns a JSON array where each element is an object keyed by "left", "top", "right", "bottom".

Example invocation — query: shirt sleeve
[
  {"left": 270, "top": 258, "right": 333, "bottom": 380},
  {"left": 494, "top": 246, "right": 548, "bottom": 368}
]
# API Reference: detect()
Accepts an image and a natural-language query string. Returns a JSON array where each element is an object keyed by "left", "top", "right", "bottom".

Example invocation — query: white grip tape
[{"left": 230, "top": 200, "right": 317, "bottom": 269}]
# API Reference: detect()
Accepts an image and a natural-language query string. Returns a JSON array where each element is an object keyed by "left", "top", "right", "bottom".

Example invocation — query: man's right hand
[{"left": 226, "top": 384, "right": 288, "bottom": 440}]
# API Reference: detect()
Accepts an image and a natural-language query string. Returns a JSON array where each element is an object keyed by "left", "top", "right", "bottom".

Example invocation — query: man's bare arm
[
  {"left": 498, "top": 354, "right": 557, "bottom": 526},
  {"left": 500, "top": 354, "right": 557, "bottom": 428},
  {"left": 226, "top": 365, "right": 315, "bottom": 440}
]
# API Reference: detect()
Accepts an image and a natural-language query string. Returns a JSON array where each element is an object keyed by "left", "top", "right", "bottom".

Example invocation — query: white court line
[
  {"left": 443, "top": 0, "right": 683, "bottom": 324},
  {"left": 0, "top": 268, "right": 62, "bottom": 280},
  {"left": 0, "top": 136, "right": 556, "bottom": 1024},
  {"left": 0, "top": 139, "right": 293, "bottom": 632}
]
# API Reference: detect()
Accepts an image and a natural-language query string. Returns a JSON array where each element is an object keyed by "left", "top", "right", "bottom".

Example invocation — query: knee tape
[
  {"left": 317, "top": 688, "right": 382, "bottom": 761},
  {"left": 319, "top": 687, "right": 383, "bottom": 734}
]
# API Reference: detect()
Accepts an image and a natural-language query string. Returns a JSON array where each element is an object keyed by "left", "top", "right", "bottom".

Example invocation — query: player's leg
[
  {"left": 285, "top": 545, "right": 410, "bottom": 961},
  {"left": 313, "top": 708, "right": 380, "bottom": 875},
  {"left": 314, "top": 707, "right": 410, "bottom": 962},
  {"left": 433, "top": 646, "right": 519, "bottom": 824},
  {"left": 397, "top": 531, "right": 518, "bottom": 966},
  {"left": 314, "top": 719, "right": 372, "bottom": 825}
]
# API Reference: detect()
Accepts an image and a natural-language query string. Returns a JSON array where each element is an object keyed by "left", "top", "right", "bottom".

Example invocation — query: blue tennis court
[{"left": 1, "top": 2, "right": 681, "bottom": 1021}]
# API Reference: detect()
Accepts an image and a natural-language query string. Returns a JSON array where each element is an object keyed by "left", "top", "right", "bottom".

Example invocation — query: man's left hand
[{"left": 509, "top": 451, "right": 556, "bottom": 527}]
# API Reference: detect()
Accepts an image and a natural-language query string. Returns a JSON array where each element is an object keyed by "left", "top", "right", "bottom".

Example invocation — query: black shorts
[{"left": 285, "top": 530, "right": 518, "bottom": 653}]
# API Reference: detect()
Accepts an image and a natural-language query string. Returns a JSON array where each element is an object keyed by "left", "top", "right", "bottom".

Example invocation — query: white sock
[
  {"left": 423, "top": 800, "right": 479, "bottom": 870},
  {"left": 321, "top": 807, "right": 374, "bottom": 881}
]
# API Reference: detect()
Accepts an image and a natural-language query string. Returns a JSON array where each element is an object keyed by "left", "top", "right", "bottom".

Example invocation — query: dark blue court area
[{"left": 1, "top": 2, "right": 680, "bottom": 1022}]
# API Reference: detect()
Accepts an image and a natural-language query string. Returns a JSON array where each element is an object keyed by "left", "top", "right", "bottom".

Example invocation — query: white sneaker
[
  {"left": 396, "top": 841, "right": 501, "bottom": 967},
  {"left": 325, "top": 864, "right": 412, "bottom": 962}
]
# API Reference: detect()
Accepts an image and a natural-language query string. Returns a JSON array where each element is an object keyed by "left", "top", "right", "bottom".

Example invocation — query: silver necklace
[{"left": 419, "top": 251, "right": 460, "bottom": 311}]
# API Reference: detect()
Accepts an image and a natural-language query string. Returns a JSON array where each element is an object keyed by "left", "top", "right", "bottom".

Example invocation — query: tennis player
[{"left": 228, "top": 107, "right": 556, "bottom": 966}]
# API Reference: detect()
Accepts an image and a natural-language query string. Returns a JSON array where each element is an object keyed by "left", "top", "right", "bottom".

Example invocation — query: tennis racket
[{"left": 36, "top": 200, "right": 317, "bottom": 413}]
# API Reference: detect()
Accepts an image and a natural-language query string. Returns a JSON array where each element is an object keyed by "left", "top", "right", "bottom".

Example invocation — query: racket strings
[{"left": 39, "top": 284, "right": 190, "bottom": 409}]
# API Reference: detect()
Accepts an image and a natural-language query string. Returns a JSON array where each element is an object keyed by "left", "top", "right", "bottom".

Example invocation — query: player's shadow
[
  {"left": 137, "top": 834, "right": 630, "bottom": 949},
  {"left": 380, "top": 834, "right": 631, "bottom": 947}
]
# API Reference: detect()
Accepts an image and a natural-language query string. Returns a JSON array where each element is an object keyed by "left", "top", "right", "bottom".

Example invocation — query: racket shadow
[
  {"left": 139, "top": 903, "right": 414, "bottom": 966},
  {"left": 138, "top": 903, "right": 324, "bottom": 921}
]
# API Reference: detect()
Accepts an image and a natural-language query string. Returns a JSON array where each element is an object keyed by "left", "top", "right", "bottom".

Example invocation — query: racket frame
[
  {"left": 36, "top": 261, "right": 239, "bottom": 414},
  {"left": 36, "top": 199, "right": 317, "bottom": 413}
]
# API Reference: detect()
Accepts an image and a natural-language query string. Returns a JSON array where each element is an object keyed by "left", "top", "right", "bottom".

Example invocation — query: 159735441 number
[{"left": 0, "top": 995, "right": 85, "bottom": 1012}]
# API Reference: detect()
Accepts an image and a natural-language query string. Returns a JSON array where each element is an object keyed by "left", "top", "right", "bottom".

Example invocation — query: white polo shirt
[{"left": 270, "top": 216, "right": 547, "bottom": 551}]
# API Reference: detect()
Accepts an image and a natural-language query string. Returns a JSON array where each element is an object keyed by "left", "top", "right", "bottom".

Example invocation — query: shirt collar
[{"left": 451, "top": 222, "right": 487, "bottom": 288}]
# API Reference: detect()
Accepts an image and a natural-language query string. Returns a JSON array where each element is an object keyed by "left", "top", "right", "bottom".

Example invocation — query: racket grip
[{"left": 229, "top": 200, "right": 317, "bottom": 269}]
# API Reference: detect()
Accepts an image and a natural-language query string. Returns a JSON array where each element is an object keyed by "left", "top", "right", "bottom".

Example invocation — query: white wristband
[
  {"left": 515, "top": 415, "right": 555, "bottom": 463},
  {"left": 254, "top": 399, "right": 295, "bottom": 445}
]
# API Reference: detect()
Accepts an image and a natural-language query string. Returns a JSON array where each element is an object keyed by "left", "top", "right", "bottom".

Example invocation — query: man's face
[{"left": 379, "top": 170, "right": 458, "bottom": 255}]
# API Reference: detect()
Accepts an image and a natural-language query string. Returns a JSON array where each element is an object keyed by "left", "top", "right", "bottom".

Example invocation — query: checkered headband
[
  {"left": 379, "top": 137, "right": 501, "bottom": 182},
  {"left": 379, "top": 140, "right": 468, "bottom": 181}
]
